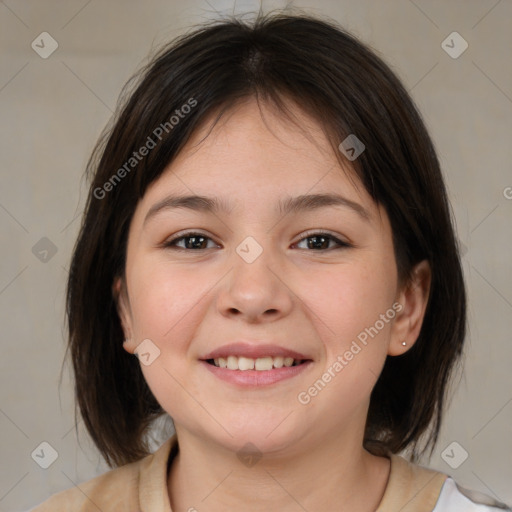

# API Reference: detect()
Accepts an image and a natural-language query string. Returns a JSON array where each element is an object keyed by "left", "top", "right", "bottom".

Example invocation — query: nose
[{"left": 216, "top": 244, "right": 294, "bottom": 323}]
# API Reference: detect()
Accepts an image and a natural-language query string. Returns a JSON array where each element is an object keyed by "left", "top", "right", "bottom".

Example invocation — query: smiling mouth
[{"left": 205, "top": 356, "right": 309, "bottom": 370}]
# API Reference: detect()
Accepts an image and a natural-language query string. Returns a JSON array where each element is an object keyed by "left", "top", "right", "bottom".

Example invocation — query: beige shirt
[{"left": 29, "top": 433, "right": 450, "bottom": 511}]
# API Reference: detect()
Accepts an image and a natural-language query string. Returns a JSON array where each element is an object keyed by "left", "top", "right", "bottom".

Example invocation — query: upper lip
[{"left": 201, "top": 342, "right": 313, "bottom": 361}]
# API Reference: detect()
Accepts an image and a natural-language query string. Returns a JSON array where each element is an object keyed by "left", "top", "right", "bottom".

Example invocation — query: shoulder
[
  {"left": 379, "top": 455, "right": 511, "bottom": 512},
  {"left": 434, "top": 477, "right": 511, "bottom": 511},
  {"left": 27, "top": 459, "right": 141, "bottom": 511},
  {"left": 377, "top": 454, "right": 449, "bottom": 510},
  {"left": 27, "top": 434, "right": 178, "bottom": 512}
]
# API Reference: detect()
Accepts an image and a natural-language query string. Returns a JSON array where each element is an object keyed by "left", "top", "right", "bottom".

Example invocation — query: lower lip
[{"left": 200, "top": 360, "right": 313, "bottom": 387}]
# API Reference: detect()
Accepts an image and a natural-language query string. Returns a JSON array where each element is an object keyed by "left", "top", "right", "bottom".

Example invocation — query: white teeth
[
  {"left": 255, "top": 357, "right": 273, "bottom": 370},
  {"left": 211, "top": 355, "right": 304, "bottom": 370},
  {"left": 284, "top": 357, "right": 294, "bottom": 367},
  {"left": 238, "top": 357, "right": 255, "bottom": 370},
  {"left": 227, "top": 356, "right": 238, "bottom": 370},
  {"left": 273, "top": 356, "right": 284, "bottom": 368}
]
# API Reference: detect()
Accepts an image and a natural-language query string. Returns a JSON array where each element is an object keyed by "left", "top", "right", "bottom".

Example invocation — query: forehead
[
  {"left": 138, "top": 97, "right": 375, "bottom": 219},
  {"left": 180, "top": 98, "right": 332, "bottom": 165}
]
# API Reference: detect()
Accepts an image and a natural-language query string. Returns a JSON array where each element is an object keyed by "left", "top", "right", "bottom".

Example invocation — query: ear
[
  {"left": 112, "top": 276, "right": 136, "bottom": 354},
  {"left": 388, "top": 260, "right": 431, "bottom": 356}
]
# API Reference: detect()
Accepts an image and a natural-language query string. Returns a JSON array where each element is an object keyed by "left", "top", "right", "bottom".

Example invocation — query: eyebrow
[{"left": 143, "top": 192, "right": 370, "bottom": 226}]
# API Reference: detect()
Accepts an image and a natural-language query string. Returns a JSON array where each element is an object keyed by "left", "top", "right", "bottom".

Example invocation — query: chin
[{"left": 213, "top": 419, "right": 303, "bottom": 455}]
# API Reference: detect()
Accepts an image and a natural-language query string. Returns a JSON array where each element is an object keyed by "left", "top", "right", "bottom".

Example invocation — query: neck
[{"left": 167, "top": 426, "right": 390, "bottom": 512}]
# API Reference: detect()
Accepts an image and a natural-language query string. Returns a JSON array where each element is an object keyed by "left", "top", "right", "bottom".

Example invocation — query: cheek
[
  {"left": 129, "top": 263, "right": 205, "bottom": 417},
  {"left": 307, "top": 259, "right": 396, "bottom": 399},
  {"left": 129, "top": 261, "right": 202, "bottom": 341},
  {"left": 316, "top": 261, "right": 397, "bottom": 341}
]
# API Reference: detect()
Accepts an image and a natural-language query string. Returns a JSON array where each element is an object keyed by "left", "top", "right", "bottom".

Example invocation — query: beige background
[{"left": 0, "top": 0, "right": 511, "bottom": 510}]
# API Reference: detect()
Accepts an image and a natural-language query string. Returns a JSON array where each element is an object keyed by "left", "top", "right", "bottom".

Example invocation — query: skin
[{"left": 115, "top": 97, "right": 431, "bottom": 512}]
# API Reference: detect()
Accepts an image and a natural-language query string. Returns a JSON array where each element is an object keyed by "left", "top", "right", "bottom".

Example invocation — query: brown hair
[{"left": 64, "top": 10, "right": 466, "bottom": 468}]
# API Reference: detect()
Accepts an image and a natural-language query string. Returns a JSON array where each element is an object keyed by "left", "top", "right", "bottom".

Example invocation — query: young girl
[{"left": 28, "top": 11, "right": 510, "bottom": 512}]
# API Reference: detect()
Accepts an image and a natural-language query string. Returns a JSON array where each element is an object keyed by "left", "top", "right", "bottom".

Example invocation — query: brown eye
[
  {"left": 163, "top": 230, "right": 352, "bottom": 252},
  {"left": 294, "top": 232, "right": 351, "bottom": 251},
  {"left": 164, "top": 232, "right": 218, "bottom": 251}
]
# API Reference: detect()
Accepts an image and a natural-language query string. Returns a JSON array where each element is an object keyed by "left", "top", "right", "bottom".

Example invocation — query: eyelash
[{"left": 163, "top": 230, "right": 352, "bottom": 252}]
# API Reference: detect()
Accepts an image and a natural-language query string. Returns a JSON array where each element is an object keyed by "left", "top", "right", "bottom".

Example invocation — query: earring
[{"left": 401, "top": 341, "right": 407, "bottom": 346}]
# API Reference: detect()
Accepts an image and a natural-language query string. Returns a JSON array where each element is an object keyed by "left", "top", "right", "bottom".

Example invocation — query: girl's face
[{"left": 117, "top": 98, "right": 429, "bottom": 455}]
